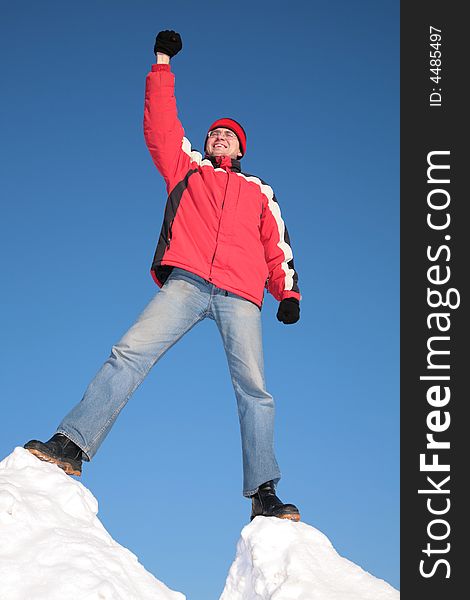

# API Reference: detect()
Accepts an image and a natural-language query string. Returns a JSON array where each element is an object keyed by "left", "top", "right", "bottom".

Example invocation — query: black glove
[
  {"left": 154, "top": 30, "right": 182, "bottom": 57},
  {"left": 276, "top": 298, "right": 300, "bottom": 324}
]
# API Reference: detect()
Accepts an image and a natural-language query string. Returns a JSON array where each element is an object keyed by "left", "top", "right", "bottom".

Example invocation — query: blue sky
[{"left": 0, "top": 1, "right": 399, "bottom": 598}]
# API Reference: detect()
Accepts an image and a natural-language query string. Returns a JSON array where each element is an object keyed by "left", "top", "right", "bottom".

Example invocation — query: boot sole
[
  {"left": 278, "top": 513, "right": 301, "bottom": 522},
  {"left": 25, "top": 447, "right": 82, "bottom": 476},
  {"left": 251, "top": 512, "right": 301, "bottom": 522}
]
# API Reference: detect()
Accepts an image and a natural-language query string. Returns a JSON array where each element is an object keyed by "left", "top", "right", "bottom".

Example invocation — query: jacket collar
[{"left": 206, "top": 155, "right": 241, "bottom": 173}]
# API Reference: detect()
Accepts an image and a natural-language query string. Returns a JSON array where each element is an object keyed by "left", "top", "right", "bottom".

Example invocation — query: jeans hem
[{"left": 243, "top": 474, "right": 281, "bottom": 498}]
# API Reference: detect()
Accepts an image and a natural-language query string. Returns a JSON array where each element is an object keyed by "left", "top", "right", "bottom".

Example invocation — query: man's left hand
[{"left": 276, "top": 298, "right": 300, "bottom": 324}]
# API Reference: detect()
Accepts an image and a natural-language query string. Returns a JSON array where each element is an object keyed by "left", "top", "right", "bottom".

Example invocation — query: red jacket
[{"left": 144, "top": 64, "right": 300, "bottom": 308}]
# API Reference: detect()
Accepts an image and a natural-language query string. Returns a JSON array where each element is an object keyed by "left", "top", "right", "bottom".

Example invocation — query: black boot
[
  {"left": 24, "top": 433, "right": 83, "bottom": 476},
  {"left": 250, "top": 480, "right": 300, "bottom": 522}
]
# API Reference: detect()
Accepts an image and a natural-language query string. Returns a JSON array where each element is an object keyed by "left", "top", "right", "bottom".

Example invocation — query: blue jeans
[{"left": 57, "top": 268, "right": 281, "bottom": 496}]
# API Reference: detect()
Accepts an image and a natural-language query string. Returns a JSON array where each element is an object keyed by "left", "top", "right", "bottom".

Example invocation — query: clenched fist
[
  {"left": 276, "top": 298, "right": 300, "bottom": 324},
  {"left": 153, "top": 30, "right": 182, "bottom": 58}
]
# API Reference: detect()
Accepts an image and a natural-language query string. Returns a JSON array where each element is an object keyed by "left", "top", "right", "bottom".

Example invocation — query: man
[{"left": 24, "top": 31, "right": 301, "bottom": 522}]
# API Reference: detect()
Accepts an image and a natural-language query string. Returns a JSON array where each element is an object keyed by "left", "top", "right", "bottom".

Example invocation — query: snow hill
[{"left": 0, "top": 448, "right": 399, "bottom": 600}]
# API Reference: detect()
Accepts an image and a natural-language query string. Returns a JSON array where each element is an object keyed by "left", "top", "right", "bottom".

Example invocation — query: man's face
[{"left": 205, "top": 128, "right": 242, "bottom": 160}]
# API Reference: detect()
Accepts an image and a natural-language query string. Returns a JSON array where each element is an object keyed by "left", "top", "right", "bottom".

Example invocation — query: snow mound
[
  {"left": 0, "top": 447, "right": 185, "bottom": 600},
  {"left": 220, "top": 516, "right": 399, "bottom": 600},
  {"left": 0, "top": 448, "right": 399, "bottom": 600}
]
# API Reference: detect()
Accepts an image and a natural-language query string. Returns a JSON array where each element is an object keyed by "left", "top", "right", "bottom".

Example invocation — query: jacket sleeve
[
  {"left": 143, "top": 64, "right": 201, "bottom": 190},
  {"left": 259, "top": 188, "right": 301, "bottom": 303}
]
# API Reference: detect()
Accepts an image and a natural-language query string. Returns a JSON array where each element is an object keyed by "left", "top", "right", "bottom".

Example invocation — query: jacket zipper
[{"left": 209, "top": 171, "right": 230, "bottom": 275}]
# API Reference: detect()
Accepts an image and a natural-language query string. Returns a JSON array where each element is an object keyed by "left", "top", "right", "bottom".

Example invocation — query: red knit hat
[{"left": 205, "top": 118, "right": 247, "bottom": 157}]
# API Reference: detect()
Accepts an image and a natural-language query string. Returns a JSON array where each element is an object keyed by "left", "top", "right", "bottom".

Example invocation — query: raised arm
[{"left": 144, "top": 30, "right": 195, "bottom": 189}]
